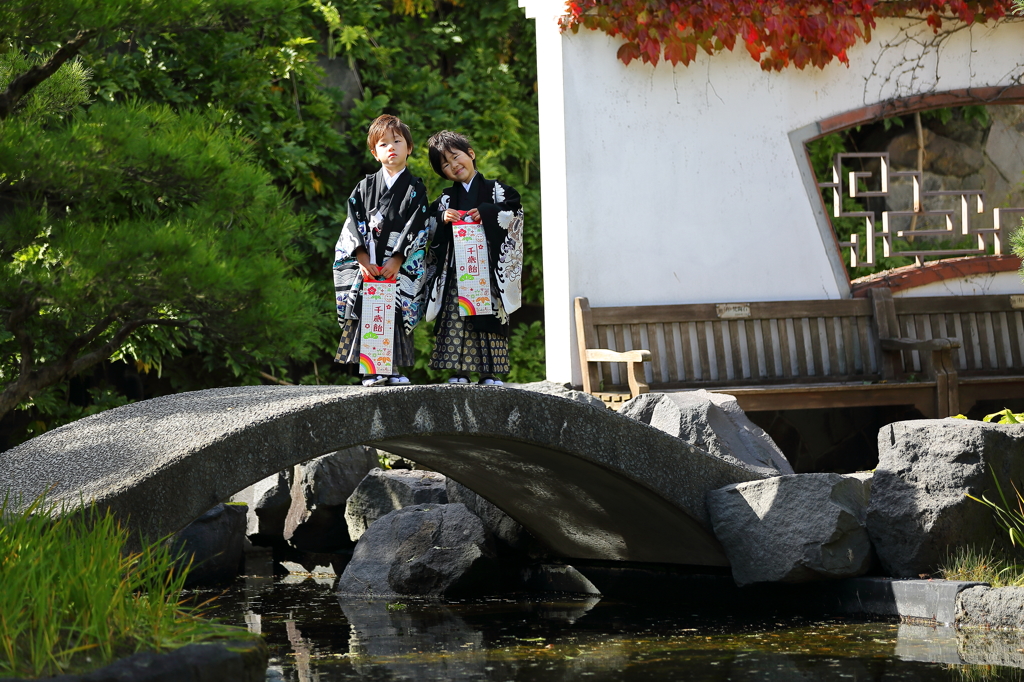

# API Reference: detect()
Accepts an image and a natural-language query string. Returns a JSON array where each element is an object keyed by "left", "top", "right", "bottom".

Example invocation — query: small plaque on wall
[{"left": 1012, "top": 295, "right": 1024, "bottom": 309}]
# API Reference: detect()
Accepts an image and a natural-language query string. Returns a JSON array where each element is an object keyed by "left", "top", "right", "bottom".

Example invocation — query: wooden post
[
  {"left": 870, "top": 288, "right": 899, "bottom": 380},
  {"left": 574, "top": 297, "right": 601, "bottom": 394}
]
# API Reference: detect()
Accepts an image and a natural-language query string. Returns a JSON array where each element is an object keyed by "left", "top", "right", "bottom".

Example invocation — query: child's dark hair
[
  {"left": 367, "top": 114, "right": 413, "bottom": 153},
  {"left": 427, "top": 130, "right": 473, "bottom": 178}
]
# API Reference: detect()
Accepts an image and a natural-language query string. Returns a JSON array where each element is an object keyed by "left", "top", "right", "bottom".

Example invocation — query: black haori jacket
[
  {"left": 333, "top": 168, "right": 432, "bottom": 335},
  {"left": 424, "top": 173, "right": 525, "bottom": 336}
]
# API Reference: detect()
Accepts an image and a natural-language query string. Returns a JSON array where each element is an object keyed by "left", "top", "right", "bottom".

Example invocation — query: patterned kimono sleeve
[
  {"left": 424, "top": 192, "right": 453, "bottom": 323},
  {"left": 478, "top": 181, "right": 525, "bottom": 316},
  {"left": 395, "top": 179, "right": 434, "bottom": 333},
  {"left": 477, "top": 180, "right": 522, "bottom": 245},
  {"left": 333, "top": 183, "right": 370, "bottom": 326}
]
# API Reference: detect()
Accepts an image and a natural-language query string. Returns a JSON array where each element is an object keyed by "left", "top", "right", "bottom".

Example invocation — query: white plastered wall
[{"left": 518, "top": 0, "right": 1024, "bottom": 385}]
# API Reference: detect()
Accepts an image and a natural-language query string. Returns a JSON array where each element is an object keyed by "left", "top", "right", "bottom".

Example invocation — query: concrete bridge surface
[{"left": 0, "top": 385, "right": 767, "bottom": 566}]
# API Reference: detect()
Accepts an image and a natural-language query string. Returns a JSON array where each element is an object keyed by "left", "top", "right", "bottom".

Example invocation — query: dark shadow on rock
[
  {"left": 283, "top": 445, "right": 378, "bottom": 552},
  {"left": 168, "top": 502, "right": 247, "bottom": 587},
  {"left": 337, "top": 503, "right": 498, "bottom": 599}
]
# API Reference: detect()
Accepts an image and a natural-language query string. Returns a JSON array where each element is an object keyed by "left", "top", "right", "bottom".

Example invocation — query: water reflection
[
  {"left": 897, "top": 624, "right": 1024, "bottom": 669},
  {"left": 343, "top": 601, "right": 486, "bottom": 680},
  {"left": 199, "top": 568, "right": 1024, "bottom": 681}
]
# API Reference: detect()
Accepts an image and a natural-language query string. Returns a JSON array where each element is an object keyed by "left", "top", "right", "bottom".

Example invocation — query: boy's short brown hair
[
  {"left": 366, "top": 114, "right": 413, "bottom": 153},
  {"left": 426, "top": 130, "right": 473, "bottom": 178}
]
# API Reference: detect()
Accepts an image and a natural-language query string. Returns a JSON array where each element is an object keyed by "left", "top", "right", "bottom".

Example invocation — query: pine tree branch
[
  {"left": 0, "top": 315, "right": 192, "bottom": 423},
  {"left": 259, "top": 371, "right": 294, "bottom": 386},
  {"left": 0, "top": 29, "right": 96, "bottom": 121},
  {"left": 67, "top": 317, "right": 190, "bottom": 377}
]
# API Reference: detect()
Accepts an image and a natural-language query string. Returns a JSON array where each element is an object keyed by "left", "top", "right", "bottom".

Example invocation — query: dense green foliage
[
  {"left": 0, "top": 494, "right": 242, "bottom": 678},
  {"left": 1, "top": 0, "right": 543, "bottom": 444},
  {"left": 79, "top": 0, "right": 541, "bottom": 306}
]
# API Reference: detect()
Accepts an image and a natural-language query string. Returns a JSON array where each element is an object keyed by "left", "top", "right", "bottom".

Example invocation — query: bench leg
[
  {"left": 626, "top": 360, "right": 650, "bottom": 399},
  {"left": 930, "top": 347, "right": 959, "bottom": 418}
]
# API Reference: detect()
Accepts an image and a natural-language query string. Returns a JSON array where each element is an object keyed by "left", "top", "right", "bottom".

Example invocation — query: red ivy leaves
[{"left": 561, "top": 1, "right": 1011, "bottom": 70}]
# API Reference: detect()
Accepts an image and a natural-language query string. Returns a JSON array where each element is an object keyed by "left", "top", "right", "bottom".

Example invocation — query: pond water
[{"left": 195, "top": 565, "right": 1024, "bottom": 682}]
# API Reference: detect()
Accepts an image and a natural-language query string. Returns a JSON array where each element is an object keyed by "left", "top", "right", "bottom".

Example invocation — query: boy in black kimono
[
  {"left": 333, "top": 115, "right": 431, "bottom": 386},
  {"left": 424, "top": 130, "right": 525, "bottom": 385}
]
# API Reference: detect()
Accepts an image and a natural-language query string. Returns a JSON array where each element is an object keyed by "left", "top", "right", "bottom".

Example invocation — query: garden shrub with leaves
[{"left": 0, "top": 99, "right": 320, "bottom": 425}]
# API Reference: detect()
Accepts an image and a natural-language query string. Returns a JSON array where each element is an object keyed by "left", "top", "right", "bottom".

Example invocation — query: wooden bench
[
  {"left": 888, "top": 294, "right": 1024, "bottom": 414},
  {"left": 574, "top": 289, "right": 965, "bottom": 417}
]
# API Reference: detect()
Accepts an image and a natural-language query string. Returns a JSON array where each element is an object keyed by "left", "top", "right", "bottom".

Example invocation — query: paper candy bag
[
  {"left": 359, "top": 279, "right": 396, "bottom": 375},
  {"left": 452, "top": 216, "right": 493, "bottom": 317}
]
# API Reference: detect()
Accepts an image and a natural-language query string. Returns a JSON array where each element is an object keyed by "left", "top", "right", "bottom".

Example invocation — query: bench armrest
[
  {"left": 584, "top": 348, "right": 653, "bottom": 363},
  {"left": 881, "top": 337, "right": 962, "bottom": 352},
  {"left": 582, "top": 347, "right": 651, "bottom": 397},
  {"left": 879, "top": 336, "right": 961, "bottom": 416}
]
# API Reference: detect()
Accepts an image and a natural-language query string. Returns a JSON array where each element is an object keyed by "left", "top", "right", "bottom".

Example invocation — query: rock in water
[
  {"left": 867, "top": 419, "right": 1024, "bottom": 578},
  {"left": 283, "top": 445, "right": 380, "bottom": 552},
  {"left": 445, "top": 478, "right": 538, "bottom": 553},
  {"left": 230, "top": 469, "right": 292, "bottom": 546},
  {"left": 168, "top": 502, "right": 248, "bottom": 587},
  {"left": 345, "top": 468, "right": 448, "bottom": 541},
  {"left": 707, "top": 472, "right": 873, "bottom": 586},
  {"left": 619, "top": 390, "right": 794, "bottom": 475},
  {"left": 337, "top": 503, "right": 498, "bottom": 598}
]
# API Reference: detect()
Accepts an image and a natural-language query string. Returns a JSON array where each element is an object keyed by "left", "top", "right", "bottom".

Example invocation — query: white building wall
[{"left": 518, "top": 0, "right": 1024, "bottom": 384}]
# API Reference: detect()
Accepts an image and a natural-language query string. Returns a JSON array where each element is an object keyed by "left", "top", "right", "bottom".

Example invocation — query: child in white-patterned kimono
[
  {"left": 333, "top": 115, "right": 431, "bottom": 386},
  {"left": 423, "top": 130, "right": 525, "bottom": 386}
]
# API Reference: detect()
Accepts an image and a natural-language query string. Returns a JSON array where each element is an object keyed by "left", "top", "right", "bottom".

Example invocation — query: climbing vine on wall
[{"left": 561, "top": 1, "right": 1013, "bottom": 69}]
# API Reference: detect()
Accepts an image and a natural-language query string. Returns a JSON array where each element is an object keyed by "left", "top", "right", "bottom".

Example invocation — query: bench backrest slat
[
  {"left": 892, "top": 295, "right": 1024, "bottom": 376},
  {"left": 588, "top": 299, "right": 872, "bottom": 325},
  {"left": 581, "top": 298, "right": 880, "bottom": 389}
]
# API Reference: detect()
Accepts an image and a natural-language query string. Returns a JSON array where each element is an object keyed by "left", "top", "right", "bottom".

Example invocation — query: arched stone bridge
[{"left": 0, "top": 385, "right": 767, "bottom": 566}]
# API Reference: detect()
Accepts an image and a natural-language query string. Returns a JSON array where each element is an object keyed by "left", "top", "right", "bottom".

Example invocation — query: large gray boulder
[
  {"left": 168, "top": 502, "right": 248, "bottom": 587},
  {"left": 337, "top": 503, "right": 498, "bottom": 598},
  {"left": 620, "top": 390, "right": 794, "bottom": 475},
  {"left": 707, "top": 472, "right": 873, "bottom": 586},
  {"left": 345, "top": 468, "right": 448, "bottom": 541},
  {"left": 866, "top": 419, "right": 1024, "bottom": 578},
  {"left": 283, "top": 445, "right": 379, "bottom": 552},
  {"left": 230, "top": 469, "right": 292, "bottom": 546}
]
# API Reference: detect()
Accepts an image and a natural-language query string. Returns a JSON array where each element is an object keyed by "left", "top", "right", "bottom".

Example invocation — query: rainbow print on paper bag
[
  {"left": 457, "top": 296, "right": 477, "bottom": 316},
  {"left": 452, "top": 217, "right": 492, "bottom": 317},
  {"left": 359, "top": 353, "right": 376, "bottom": 375},
  {"left": 359, "top": 279, "right": 396, "bottom": 375}
]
